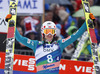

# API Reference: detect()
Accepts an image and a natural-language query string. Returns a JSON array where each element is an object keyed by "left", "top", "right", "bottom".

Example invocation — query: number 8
[{"left": 47, "top": 55, "right": 53, "bottom": 63}]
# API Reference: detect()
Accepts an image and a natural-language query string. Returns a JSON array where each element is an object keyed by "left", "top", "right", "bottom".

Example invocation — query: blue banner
[{"left": 0, "top": 69, "right": 36, "bottom": 74}]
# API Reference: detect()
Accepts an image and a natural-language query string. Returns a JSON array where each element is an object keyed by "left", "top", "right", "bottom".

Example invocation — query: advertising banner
[
  {"left": 59, "top": 59, "right": 94, "bottom": 74},
  {"left": 0, "top": 52, "right": 94, "bottom": 74},
  {"left": 0, "top": 0, "right": 43, "bottom": 14},
  {"left": 0, "top": 52, "right": 37, "bottom": 73}
]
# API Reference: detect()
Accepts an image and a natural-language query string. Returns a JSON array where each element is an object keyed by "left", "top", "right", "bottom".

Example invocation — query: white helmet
[{"left": 41, "top": 21, "right": 56, "bottom": 35}]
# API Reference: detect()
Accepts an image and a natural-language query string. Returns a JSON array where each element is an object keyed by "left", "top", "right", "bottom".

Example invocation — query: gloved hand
[
  {"left": 89, "top": 13, "right": 95, "bottom": 21},
  {"left": 5, "top": 14, "right": 12, "bottom": 22},
  {"left": 89, "top": 13, "right": 96, "bottom": 26}
]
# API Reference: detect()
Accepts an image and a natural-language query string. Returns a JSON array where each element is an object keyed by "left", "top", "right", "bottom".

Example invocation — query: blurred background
[{"left": 0, "top": 0, "right": 100, "bottom": 62}]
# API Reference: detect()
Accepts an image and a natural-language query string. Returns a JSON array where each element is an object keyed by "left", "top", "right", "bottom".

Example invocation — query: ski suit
[{"left": 15, "top": 22, "right": 87, "bottom": 74}]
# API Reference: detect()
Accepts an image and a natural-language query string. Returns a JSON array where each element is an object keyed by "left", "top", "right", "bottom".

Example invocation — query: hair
[{"left": 42, "top": 34, "right": 56, "bottom": 45}]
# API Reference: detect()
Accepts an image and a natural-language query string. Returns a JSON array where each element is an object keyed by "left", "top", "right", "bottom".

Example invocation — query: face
[
  {"left": 89, "top": 0, "right": 94, "bottom": 6},
  {"left": 45, "top": 11, "right": 53, "bottom": 21},
  {"left": 29, "top": 33, "right": 35, "bottom": 40},
  {"left": 45, "top": 34, "right": 54, "bottom": 42},
  {"left": 17, "top": 27, "right": 23, "bottom": 35}
]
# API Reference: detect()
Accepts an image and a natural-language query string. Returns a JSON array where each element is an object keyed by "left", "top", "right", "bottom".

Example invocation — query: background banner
[
  {"left": 0, "top": 0, "right": 43, "bottom": 14},
  {"left": 0, "top": 52, "right": 94, "bottom": 74}
]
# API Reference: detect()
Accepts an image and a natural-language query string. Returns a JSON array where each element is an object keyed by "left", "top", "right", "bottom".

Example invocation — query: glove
[
  {"left": 5, "top": 14, "right": 12, "bottom": 22},
  {"left": 89, "top": 13, "right": 95, "bottom": 21},
  {"left": 89, "top": 13, "right": 96, "bottom": 27}
]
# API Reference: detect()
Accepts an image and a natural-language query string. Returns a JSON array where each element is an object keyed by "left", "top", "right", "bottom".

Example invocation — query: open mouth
[{"left": 47, "top": 34, "right": 53, "bottom": 38}]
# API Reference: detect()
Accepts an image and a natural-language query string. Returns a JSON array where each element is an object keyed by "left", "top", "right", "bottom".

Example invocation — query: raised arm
[
  {"left": 15, "top": 28, "right": 38, "bottom": 52},
  {"left": 58, "top": 22, "right": 87, "bottom": 53}
]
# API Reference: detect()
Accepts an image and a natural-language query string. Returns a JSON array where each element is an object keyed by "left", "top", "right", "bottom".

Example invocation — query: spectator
[
  {"left": 71, "top": 0, "right": 77, "bottom": 12},
  {"left": 45, "top": 3, "right": 50, "bottom": 11},
  {"left": 58, "top": 7, "right": 69, "bottom": 37},
  {"left": 94, "top": 0, "right": 100, "bottom": 5},
  {"left": 24, "top": 16, "right": 38, "bottom": 40},
  {"left": 95, "top": 19, "right": 100, "bottom": 44},
  {"left": 17, "top": 16, "right": 25, "bottom": 33},
  {"left": 45, "top": 10, "right": 53, "bottom": 21},
  {"left": 58, "top": 8, "right": 69, "bottom": 23},
  {"left": 89, "top": 0, "right": 94, "bottom": 6},
  {"left": 55, "top": 24, "right": 64, "bottom": 40},
  {"left": 63, "top": 43, "right": 75, "bottom": 59},
  {"left": 50, "top": 3, "right": 61, "bottom": 24}
]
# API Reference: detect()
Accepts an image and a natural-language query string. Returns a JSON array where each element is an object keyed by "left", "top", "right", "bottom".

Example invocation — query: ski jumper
[{"left": 15, "top": 22, "right": 87, "bottom": 74}]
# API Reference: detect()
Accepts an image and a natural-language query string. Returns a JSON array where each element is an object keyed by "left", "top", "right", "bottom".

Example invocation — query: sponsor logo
[
  {"left": 84, "top": 3, "right": 90, "bottom": 13},
  {"left": 0, "top": 0, "right": 2, "bottom": 9},
  {"left": 84, "top": 4, "right": 89, "bottom": 12},
  {"left": 0, "top": 0, "right": 2, "bottom": 3},
  {"left": 43, "top": 48, "right": 54, "bottom": 52},
  {"left": 59, "top": 64, "right": 94, "bottom": 73},
  {"left": 43, "top": 44, "right": 54, "bottom": 52},
  {"left": 27, "top": 39, "right": 34, "bottom": 45},
  {"left": 74, "top": 65, "right": 94, "bottom": 73},
  {"left": 10, "top": 8, "right": 16, "bottom": 15},
  {"left": 59, "top": 64, "right": 66, "bottom": 70},
  {"left": 13, "top": 58, "right": 36, "bottom": 71},
  {"left": 27, "top": 39, "right": 31, "bottom": 44},
  {"left": 0, "top": 18, "right": 6, "bottom": 25},
  {"left": 6, "top": 38, "right": 14, "bottom": 48},
  {"left": 92, "top": 43, "right": 100, "bottom": 71},
  {"left": 43, "top": 64, "right": 55, "bottom": 69},
  {"left": 62, "top": 36, "right": 71, "bottom": 43},
  {"left": 9, "top": 0, "right": 38, "bottom": 9}
]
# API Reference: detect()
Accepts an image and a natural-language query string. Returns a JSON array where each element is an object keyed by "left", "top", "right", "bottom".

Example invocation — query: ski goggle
[{"left": 43, "top": 29, "right": 55, "bottom": 35}]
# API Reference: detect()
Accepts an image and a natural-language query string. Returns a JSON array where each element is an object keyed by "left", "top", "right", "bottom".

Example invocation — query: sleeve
[
  {"left": 58, "top": 22, "right": 87, "bottom": 53},
  {"left": 15, "top": 28, "right": 38, "bottom": 52}
]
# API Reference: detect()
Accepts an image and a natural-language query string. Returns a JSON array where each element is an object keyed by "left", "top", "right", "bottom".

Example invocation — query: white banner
[
  {"left": 0, "top": 0, "right": 43, "bottom": 33},
  {"left": 17, "top": 0, "right": 43, "bottom": 14},
  {"left": 0, "top": 0, "right": 9, "bottom": 33},
  {"left": 0, "top": 0, "right": 43, "bottom": 14},
  {"left": 0, "top": 13, "right": 9, "bottom": 33}
]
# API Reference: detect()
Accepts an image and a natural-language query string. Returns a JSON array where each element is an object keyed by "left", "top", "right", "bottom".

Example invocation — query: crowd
[{"left": 15, "top": 0, "right": 100, "bottom": 61}]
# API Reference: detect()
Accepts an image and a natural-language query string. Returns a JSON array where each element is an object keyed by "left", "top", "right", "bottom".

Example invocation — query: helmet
[{"left": 41, "top": 21, "right": 56, "bottom": 35}]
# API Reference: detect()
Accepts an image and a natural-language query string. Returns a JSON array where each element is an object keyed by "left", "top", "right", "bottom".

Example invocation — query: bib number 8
[{"left": 47, "top": 55, "right": 53, "bottom": 63}]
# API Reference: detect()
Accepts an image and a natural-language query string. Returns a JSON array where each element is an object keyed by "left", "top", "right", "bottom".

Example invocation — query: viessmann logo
[
  {"left": 0, "top": 53, "right": 36, "bottom": 72},
  {"left": 59, "top": 64, "right": 94, "bottom": 73},
  {"left": 13, "top": 58, "right": 36, "bottom": 71}
]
